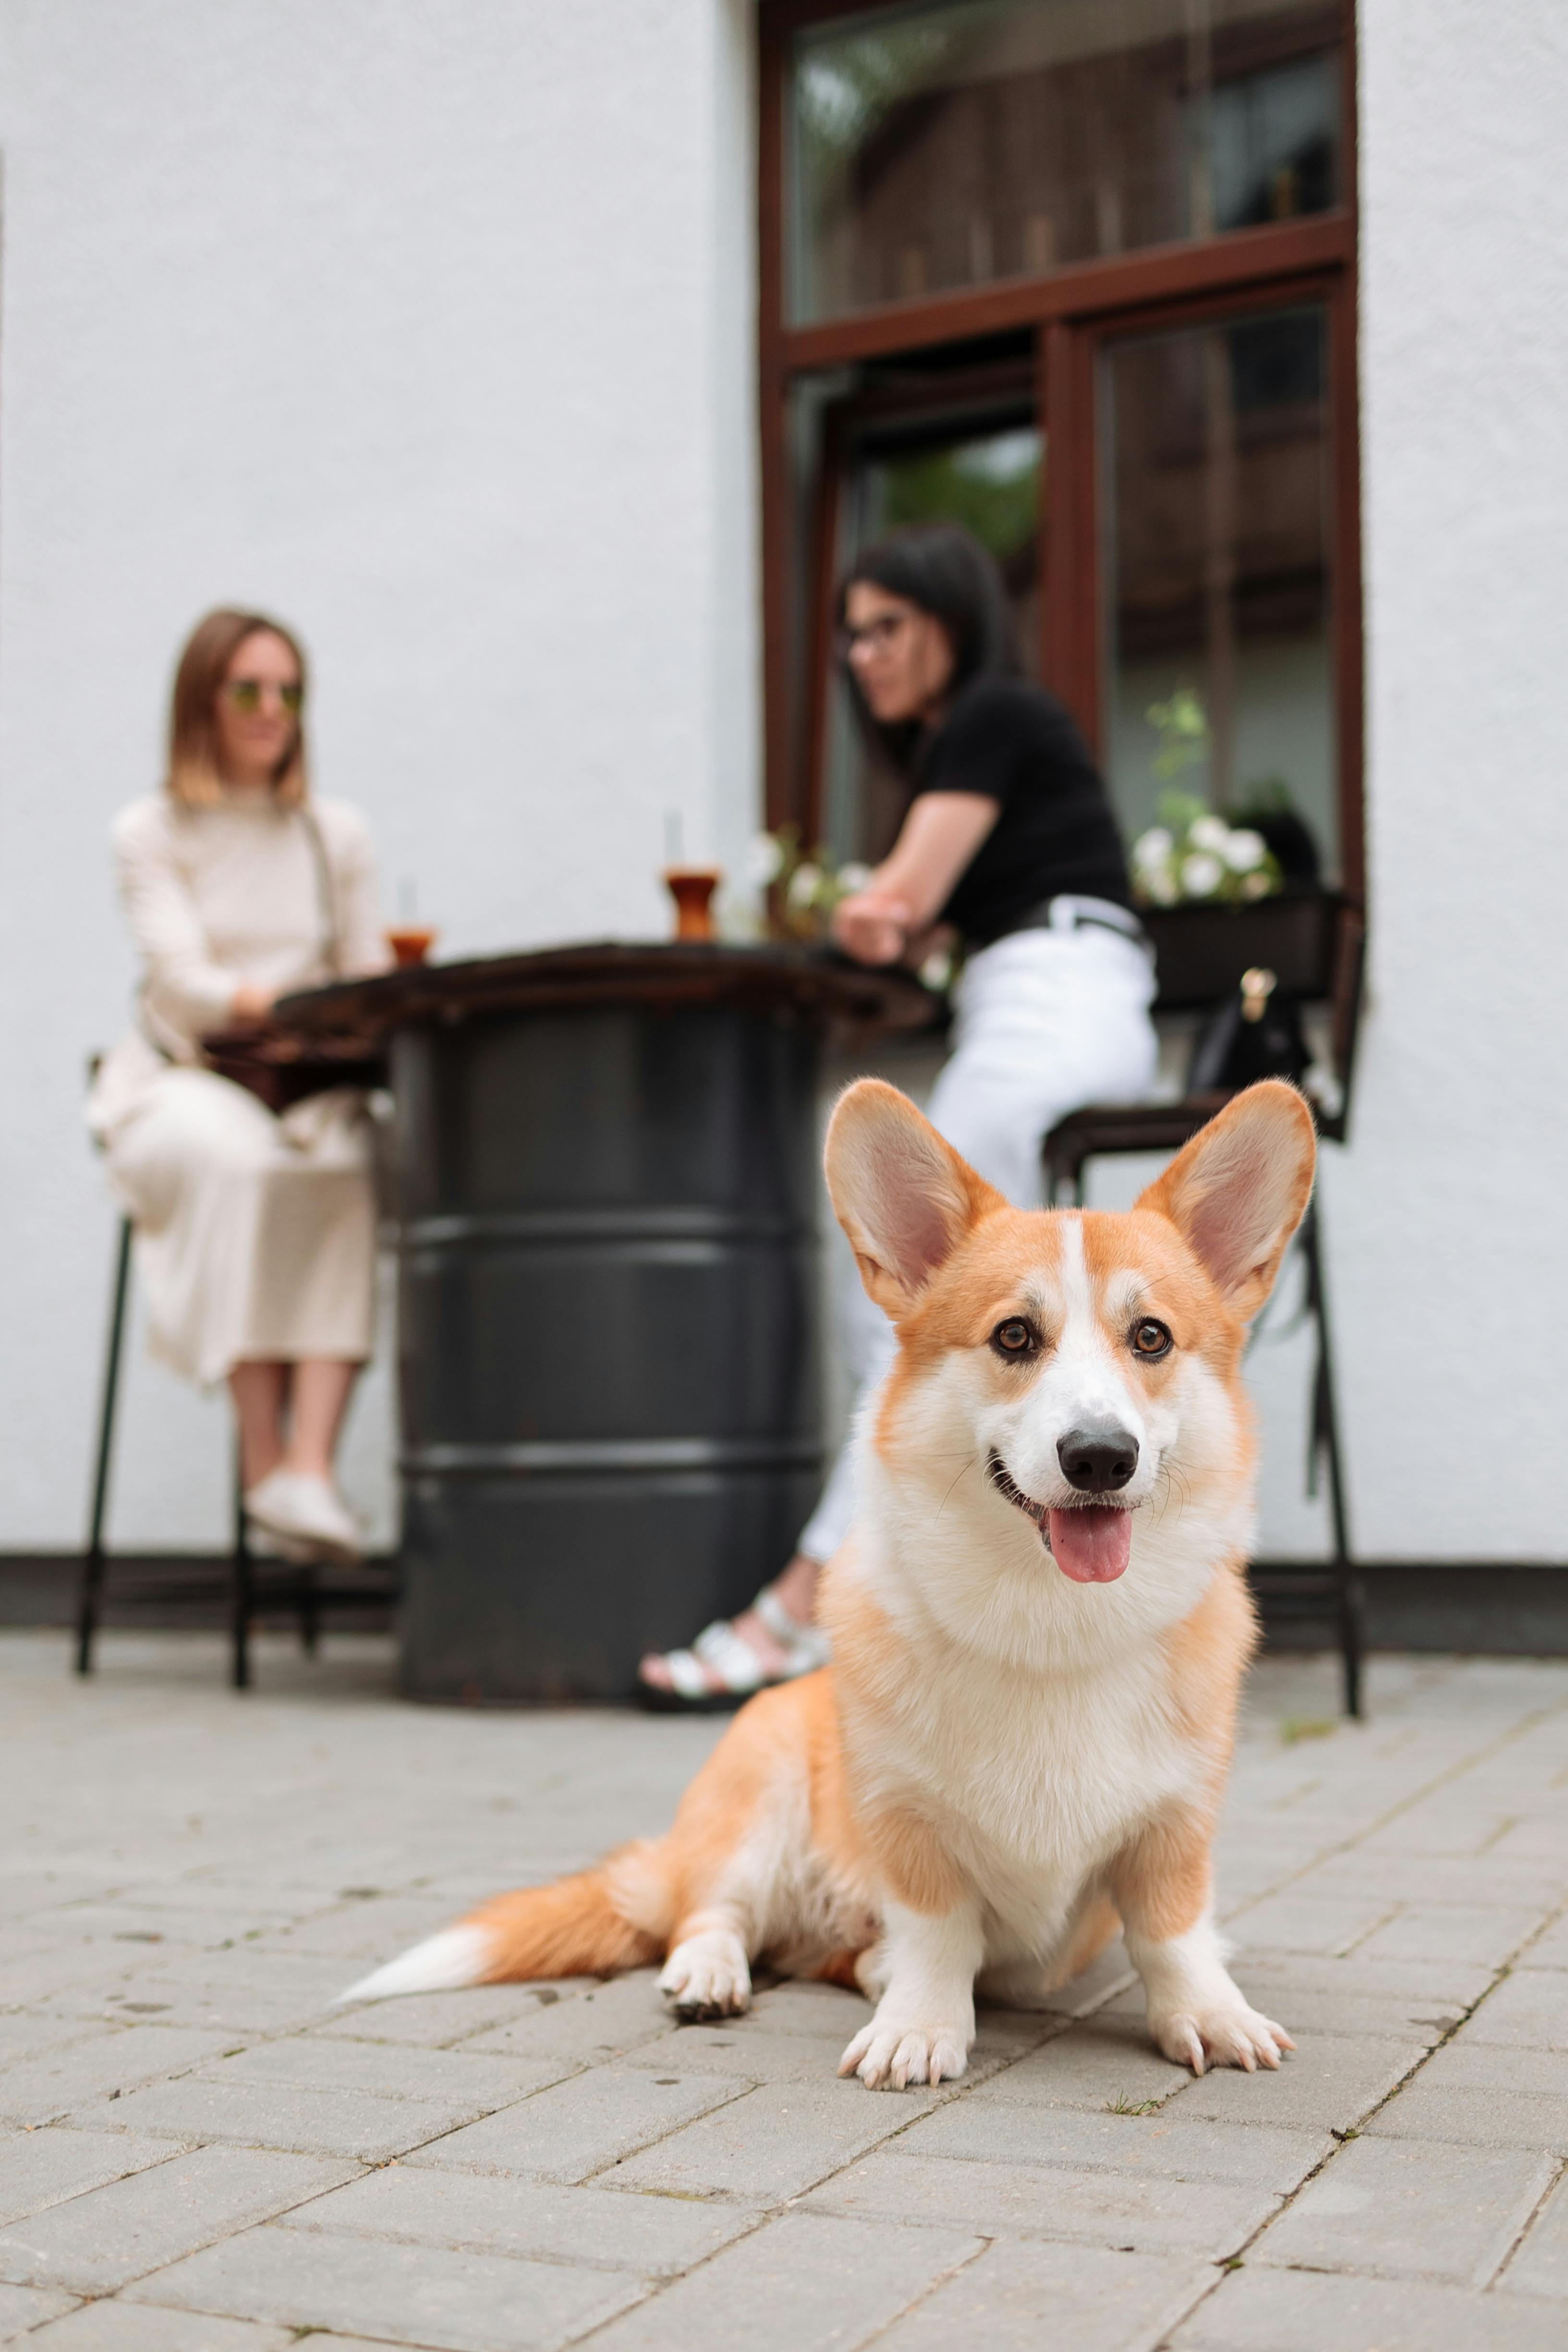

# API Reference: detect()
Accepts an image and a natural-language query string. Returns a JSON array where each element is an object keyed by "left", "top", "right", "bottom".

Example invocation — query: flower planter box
[{"left": 1142, "top": 890, "right": 1341, "bottom": 1011}]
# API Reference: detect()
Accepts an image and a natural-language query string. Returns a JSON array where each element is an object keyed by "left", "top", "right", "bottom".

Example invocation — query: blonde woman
[{"left": 89, "top": 609, "right": 391, "bottom": 1560}]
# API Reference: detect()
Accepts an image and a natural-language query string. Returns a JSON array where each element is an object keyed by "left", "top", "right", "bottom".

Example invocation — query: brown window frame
[{"left": 758, "top": 0, "right": 1363, "bottom": 904}]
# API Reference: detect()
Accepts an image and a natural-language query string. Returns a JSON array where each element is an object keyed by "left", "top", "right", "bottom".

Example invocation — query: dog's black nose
[{"left": 1057, "top": 1426, "right": 1139, "bottom": 1493}]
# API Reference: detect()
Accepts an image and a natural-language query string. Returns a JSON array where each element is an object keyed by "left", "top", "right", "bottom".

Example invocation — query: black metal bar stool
[
  {"left": 1043, "top": 894, "right": 1367, "bottom": 1716},
  {"left": 76, "top": 1209, "right": 395, "bottom": 1687}
]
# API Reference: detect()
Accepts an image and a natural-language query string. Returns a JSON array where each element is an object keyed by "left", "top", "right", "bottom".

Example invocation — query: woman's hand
[
  {"left": 844, "top": 792, "right": 1002, "bottom": 957},
  {"left": 228, "top": 983, "right": 277, "bottom": 1029},
  {"left": 832, "top": 890, "right": 912, "bottom": 966}
]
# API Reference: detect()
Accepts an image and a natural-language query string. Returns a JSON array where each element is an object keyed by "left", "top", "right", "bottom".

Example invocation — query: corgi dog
[{"left": 345, "top": 1077, "right": 1316, "bottom": 2088}]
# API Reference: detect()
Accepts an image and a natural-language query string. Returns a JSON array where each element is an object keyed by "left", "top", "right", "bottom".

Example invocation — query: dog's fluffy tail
[{"left": 336, "top": 1840, "right": 670, "bottom": 2006}]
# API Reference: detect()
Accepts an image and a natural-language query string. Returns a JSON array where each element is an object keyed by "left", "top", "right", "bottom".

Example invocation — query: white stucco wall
[
  {"left": 0, "top": 0, "right": 758, "bottom": 1548},
  {"left": 0, "top": 0, "right": 1564, "bottom": 1569}
]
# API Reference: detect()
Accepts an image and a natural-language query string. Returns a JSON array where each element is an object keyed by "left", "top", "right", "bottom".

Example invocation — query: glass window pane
[
  {"left": 789, "top": 0, "right": 1343, "bottom": 324},
  {"left": 1099, "top": 302, "right": 1337, "bottom": 880},
  {"left": 822, "top": 416, "right": 1043, "bottom": 865}
]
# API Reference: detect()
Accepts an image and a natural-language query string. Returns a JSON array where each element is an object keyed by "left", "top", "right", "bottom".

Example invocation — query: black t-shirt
[{"left": 911, "top": 676, "right": 1132, "bottom": 947}]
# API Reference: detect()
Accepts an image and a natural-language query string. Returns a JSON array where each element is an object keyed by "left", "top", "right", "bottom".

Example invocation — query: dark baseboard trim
[
  {"left": 4, "top": 1555, "right": 1567, "bottom": 1656},
  {"left": 0, "top": 1553, "right": 396, "bottom": 1634},
  {"left": 1248, "top": 1560, "right": 1568, "bottom": 1656}
]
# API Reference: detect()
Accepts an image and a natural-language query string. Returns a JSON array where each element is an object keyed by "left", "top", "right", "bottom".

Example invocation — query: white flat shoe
[{"left": 244, "top": 1470, "right": 362, "bottom": 1564}]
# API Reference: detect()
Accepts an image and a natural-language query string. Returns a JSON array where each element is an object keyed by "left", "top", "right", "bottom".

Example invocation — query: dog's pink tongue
[{"left": 1048, "top": 1507, "right": 1132, "bottom": 1584}]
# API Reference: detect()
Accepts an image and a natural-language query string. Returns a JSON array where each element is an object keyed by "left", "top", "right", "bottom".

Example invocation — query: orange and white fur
[{"left": 344, "top": 1078, "right": 1316, "bottom": 2088}]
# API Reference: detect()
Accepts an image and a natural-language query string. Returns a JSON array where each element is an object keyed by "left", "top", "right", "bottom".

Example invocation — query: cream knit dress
[{"left": 89, "top": 789, "right": 392, "bottom": 1386}]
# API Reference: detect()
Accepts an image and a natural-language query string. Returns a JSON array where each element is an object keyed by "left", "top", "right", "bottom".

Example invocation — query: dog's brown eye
[
  {"left": 1132, "top": 1318, "right": 1173, "bottom": 1359},
  {"left": 992, "top": 1317, "right": 1034, "bottom": 1357}
]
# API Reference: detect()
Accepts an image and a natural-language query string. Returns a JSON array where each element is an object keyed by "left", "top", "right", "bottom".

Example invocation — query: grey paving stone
[
  {"left": 407, "top": 2064, "right": 742, "bottom": 2183},
  {"left": 1311, "top": 1856, "right": 1566, "bottom": 1907},
  {"left": 1171, "top": 2034, "right": 1424, "bottom": 2133},
  {"left": 1254, "top": 2132, "right": 1554, "bottom": 2287},
  {"left": 899, "top": 2098, "right": 1326, "bottom": 2190},
  {"left": 1364, "top": 2084, "right": 1568, "bottom": 2154},
  {"left": 0, "top": 2130, "right": 183, "bottom": 2229},
  {"left": 871, "top": 2238, "right": 1213, "bottom": 2352},
  {"left": 0, "top": 2028, "right": 233, "bottom": 2126},
  {"left": 1193, "top": 1950, "right": 1498, "bottom": 2009},
  {"left": 26, "top": 2303, "right": 298, "bottom": 2348},
  {"left": 92, "top": 2077, "right": 474, "bottom": 2163},
  {"left": 1460, "top": 1970, "right": 1568, "bottom": 2048},
  {"left": 258, "top": 1900, "right": 472, "bottom": 1962},
  {"left": 715, "top": 1979, "right": 871, "bottom": 2037},
  {"left": 1219, "top": 1891, "right": 1395, "bottom": 1955},
  {"left": 571, "top": 2208, "right": 978, "bottom": 2352},
  {"left": 59, "top": 1975, "right": 339, "bottom": 2038},
  {"left": 0, "top": 2019, "right": 107, "bottom": 2071},
  {"left": 620, "top": 2024, "right": 859, "bottom": 2084},
  {"left": 1173, "top": 2263, "right": 1568, "bottom": 2351},
  {"left": 312, "top": 1983, "right": 572, "bottom": 2049},
  {"left": 122, "top": 2223, "right": 643, "bottom": 2352},
  {"left": 0, "top": 2144, "right": 357, "bottom": 2294},
  {"left": 1500, "top": 2161, "right": 1568, "bottom": 2298},
  {"left": 458, "top": 1972, "right": 677, "bottom": 2063},
  {"left": 802, "top": 2147, "right": 1278, "bottom": 2259},
  {"left": 605, "top": 2076, "right": 933, "bottom": 2203},
  {"left": 275, "top": 2162, "right": 754, "bottom": 2273},
  {"left": 970, "top": 2015, "right": 1193, "bottom": 2111},
  {"left": 1523, "top": 1913, "right": 1568, "bottom": 1968},
  {"left": 1355, "top": 1905, "right": 1552, "bottom": 1966},
  {"left": 210, "top": 2033, "right": 569, "bottom": 2109},
  {"left": 0, "top": 2281, "right": 75, "bottom": 2339},
  {"left": 1381, "top": 2034, "right": 1568, "bottom": 2098}
]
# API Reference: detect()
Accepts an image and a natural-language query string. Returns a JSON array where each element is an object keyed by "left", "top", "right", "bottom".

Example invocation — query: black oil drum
[{"left": 392, "top": 998, "right": 823, "bottom": 1702}]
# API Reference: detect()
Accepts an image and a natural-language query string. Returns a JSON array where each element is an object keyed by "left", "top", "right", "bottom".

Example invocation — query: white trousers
[
  {"left": 796, "top": 921, "right": 1157, "bottom": 1564},
  {"left": 100, "top": 1065, "right": 378, "bottom": 1389}
]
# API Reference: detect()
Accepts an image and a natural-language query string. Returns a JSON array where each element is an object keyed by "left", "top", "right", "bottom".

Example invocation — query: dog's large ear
[
  {"left": 1138, "top": 1080, "right": 1316, "bottom": 1321},
  {"left": 825, "top": 1080, "right": 1004, "bottom": 1322}
]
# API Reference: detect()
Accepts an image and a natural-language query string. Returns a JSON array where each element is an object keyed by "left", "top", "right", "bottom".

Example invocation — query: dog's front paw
[
  {"left": 660, "top": 1929, "right": 751, "bottom": 2021},
  {"left": 1150, "top": 1999, "right": 1293, "bottom": 2075},
  {"left": 838, "top": 2015, "right": 970, "bottom": 2090}
]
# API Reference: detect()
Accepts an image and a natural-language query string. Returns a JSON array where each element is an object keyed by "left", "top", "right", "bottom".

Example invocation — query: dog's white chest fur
[{"left": 849, "top": 1619, "right": 1197, "bottom": 1963}]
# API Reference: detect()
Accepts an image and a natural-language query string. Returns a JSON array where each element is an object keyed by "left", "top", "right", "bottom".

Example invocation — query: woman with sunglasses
[
  {"left": 640, "top": 524, "right": 1158, "bottom": 1706},
  {"left": 90, "top": 608, "right": 391, "bottom": 1561}
]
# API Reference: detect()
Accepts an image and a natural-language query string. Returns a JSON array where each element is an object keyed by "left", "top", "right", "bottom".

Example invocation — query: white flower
[
  {"left": 1189, "top": 815, "right": 1230, "bottom": 854},
  {"left": 1222, "top": 828, "right": 1266, "bottom": 872},
  {"left": 786, "top": 861, "right": 823, "bottom": 909},
  {"left": 1146, "top": 867, "right": 1179, "bottom": 905},
  {"left": 836, "top": 861, "right": 873, "bottom": 895},
  {"left": 1180, "top": 851, "right": 1224, "bottom": 899},
  {"left": 1131, "top": 827, "right": 1174, "bottom": 871},
  {"left": 1241, "top": 868, "right": 1273, "bottom": 901},
  {"left": 744, "top": 832, "right": 786, "bottom": 888}
]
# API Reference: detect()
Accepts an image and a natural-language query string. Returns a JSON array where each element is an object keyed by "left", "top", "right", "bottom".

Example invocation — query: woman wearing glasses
[
  {"left": 640, "top": 524, "right": 1158, "bottom": 1706},
  {"left": 89, "top": 608, "right": 391, "bottom": 1561}
]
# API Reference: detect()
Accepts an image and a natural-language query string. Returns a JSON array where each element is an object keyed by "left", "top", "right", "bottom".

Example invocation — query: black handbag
[{"left": 1188, "top": 965, "right": 1310, "bottom": 1093}]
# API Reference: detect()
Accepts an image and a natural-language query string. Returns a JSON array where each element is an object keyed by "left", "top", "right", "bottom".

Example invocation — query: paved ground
[{"left": 0, "top": 1634, "right": 1566, "bottom": 2351}]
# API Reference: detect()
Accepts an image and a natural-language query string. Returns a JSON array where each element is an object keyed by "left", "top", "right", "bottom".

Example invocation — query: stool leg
[
  {"left": 1302, "top": 1204, "right": 1363, "bottom": 1718},
  {"left": 230, "top": 1450, "right": 252, "bottom": 1691},
  {"left": 299, "top": 1568, "right": 320, "bottom": 1657},
  {"left": 77, "top": 1219, "right": 133, "bottom": 1677}
]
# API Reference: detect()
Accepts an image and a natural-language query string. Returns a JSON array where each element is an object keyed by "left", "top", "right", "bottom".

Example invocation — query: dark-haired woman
[
  {"left": 89, "top": 609, "right": 391, "bottom": 1561},
  {"left": 640, "top": 524, "right": 1158, "bottom": 1706}
]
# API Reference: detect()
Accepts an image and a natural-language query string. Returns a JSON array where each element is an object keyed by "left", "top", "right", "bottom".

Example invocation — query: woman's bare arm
[{"left": 832, "top": 792, "right": 1000, "bottom": 965}]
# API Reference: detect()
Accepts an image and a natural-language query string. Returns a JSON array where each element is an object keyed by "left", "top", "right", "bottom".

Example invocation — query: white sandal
[{"left": 640, "top": 1586, "right": 831, "bottom": 1712}]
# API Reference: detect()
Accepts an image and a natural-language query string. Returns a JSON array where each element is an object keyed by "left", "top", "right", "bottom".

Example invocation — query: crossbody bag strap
[{"left": 297, "top": 804, "right": 342, "bottom": 981}]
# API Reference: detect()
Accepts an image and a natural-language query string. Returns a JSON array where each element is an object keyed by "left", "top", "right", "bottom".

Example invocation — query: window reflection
[
  {"left": 790, "top": 0, "right": 1342, "bottom": 324},
  {"left": 1100, "top": 304, "right": 1337, "bottom": 879}
]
